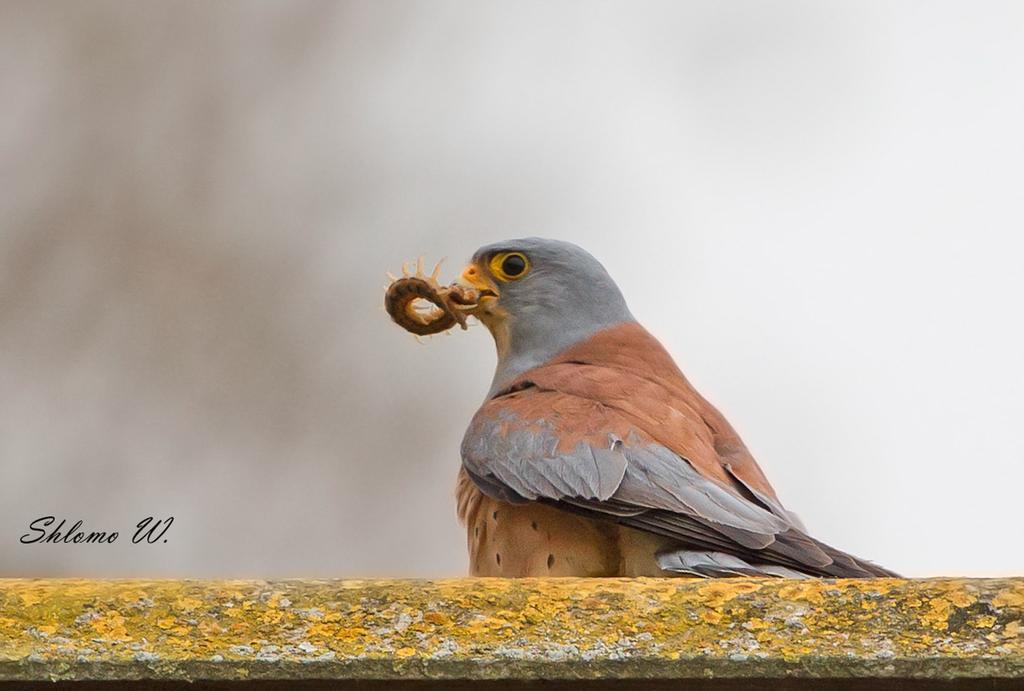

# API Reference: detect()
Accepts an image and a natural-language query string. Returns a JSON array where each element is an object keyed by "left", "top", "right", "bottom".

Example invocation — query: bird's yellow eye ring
[{"left": 489, "top": 252, "right": 530, "bottom": 281}]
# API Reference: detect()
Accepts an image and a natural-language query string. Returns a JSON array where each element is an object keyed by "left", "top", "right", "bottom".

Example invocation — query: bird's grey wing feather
[
  {"left": 464, "top": 410, "right": 788, "bottom": 534},
  {"left": 462, "top": 391, "right": 896, "bottom": 578},
  {"left": 656, "top": 549, "right": 810, "bottom": 578}
]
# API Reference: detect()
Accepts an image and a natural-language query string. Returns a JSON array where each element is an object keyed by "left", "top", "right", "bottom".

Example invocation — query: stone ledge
[{"left": 0, "top": 578, "right": 1021, "bottom": 682}]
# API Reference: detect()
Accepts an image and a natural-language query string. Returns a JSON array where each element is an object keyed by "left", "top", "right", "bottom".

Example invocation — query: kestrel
[{"left": 405, "top": 238, "right": 895, "bottom": 578}]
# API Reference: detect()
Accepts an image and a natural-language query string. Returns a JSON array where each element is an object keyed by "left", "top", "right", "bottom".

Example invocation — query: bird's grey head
[{"left": 454, "top": 237, "right": 634, "bottom": 396}]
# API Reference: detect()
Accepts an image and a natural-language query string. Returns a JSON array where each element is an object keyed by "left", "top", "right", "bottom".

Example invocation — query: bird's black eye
[
  {"left": 502, "top": 254, "right": 526, "bottom": 277},
  {"left": 489, "top": 252, "right": 530, "bottom": 281}
]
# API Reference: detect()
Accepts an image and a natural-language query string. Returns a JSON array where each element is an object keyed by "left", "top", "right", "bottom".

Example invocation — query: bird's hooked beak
[{"left": 452, "top": 263, "right": 500, "bottom": 315}]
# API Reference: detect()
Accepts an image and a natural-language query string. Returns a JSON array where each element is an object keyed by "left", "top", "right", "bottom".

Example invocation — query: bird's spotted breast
[{"left": 455, "top": 468, "right": 674, "bottom": 577}]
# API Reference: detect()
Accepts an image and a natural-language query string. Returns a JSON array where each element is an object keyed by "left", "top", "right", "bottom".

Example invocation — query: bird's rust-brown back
[{"left": 497, "top": 322, "right": 781, "bottom": 505}]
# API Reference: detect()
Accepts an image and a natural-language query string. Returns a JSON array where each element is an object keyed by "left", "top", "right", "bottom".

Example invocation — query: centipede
[{"left": 384, "top": 258, "right": 477, "bottom": 336}]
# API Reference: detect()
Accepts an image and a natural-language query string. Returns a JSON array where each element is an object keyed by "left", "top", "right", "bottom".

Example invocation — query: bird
[{"left": 448, "top": 237, "right": 895, "bottom": 578}]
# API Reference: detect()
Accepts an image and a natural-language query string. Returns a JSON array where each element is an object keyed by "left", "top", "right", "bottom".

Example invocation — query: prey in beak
[
  {"left": 384, "top": 258, "right": 497, "bottom": 336},
  {"left": 384, "top": 257, "right": 471, "bottom": 336},
  {"left": 384, "top": 257, "right": 510, "bottom": 356}
]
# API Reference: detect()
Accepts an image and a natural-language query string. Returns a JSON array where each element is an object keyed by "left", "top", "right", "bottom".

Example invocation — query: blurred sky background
[{"left": 1, "top": 0, "right": 1022, "bottom": 578}]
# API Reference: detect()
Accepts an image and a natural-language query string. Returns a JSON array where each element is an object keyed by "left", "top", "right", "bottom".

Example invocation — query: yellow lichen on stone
[
  {"left": 0, "top": 577, "right": 1021, "bottom": 682},
  {"left": 697, "top": 580, "right": 762, "bottom": 608},
  {"left": 776, "top": 581, "right": 826, "bottom": 605},
  {"left": 947, "top": 589, "right": 976, "bottom": 609},
  {"left": 994, "top": 589, "right": 1024, "bottom": 608},
  {"left": 923, "top": 597, "right": 953, "bottom": 630}
]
